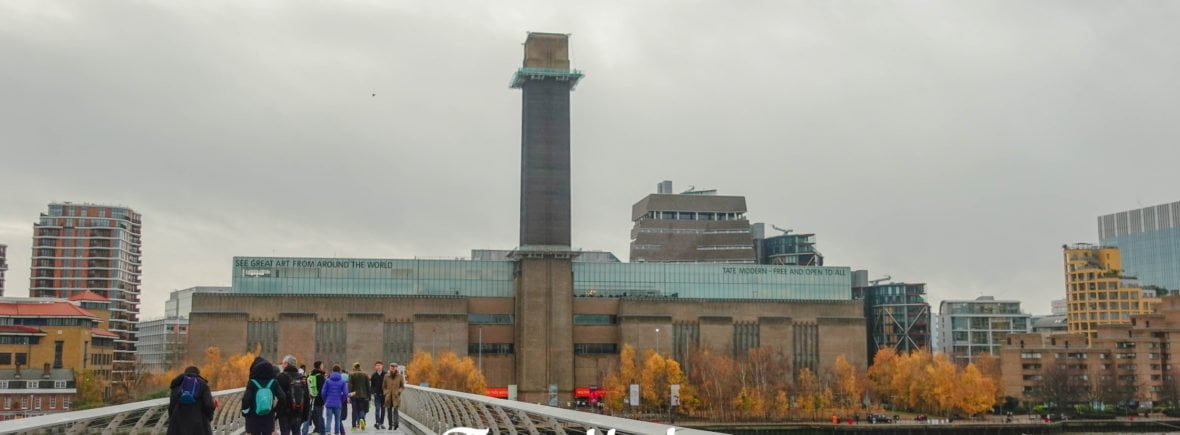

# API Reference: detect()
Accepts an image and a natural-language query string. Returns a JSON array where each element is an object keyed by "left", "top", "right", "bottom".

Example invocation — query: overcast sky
[{"left": 2, "top": 1, "right": 1178, "bottom": 319}]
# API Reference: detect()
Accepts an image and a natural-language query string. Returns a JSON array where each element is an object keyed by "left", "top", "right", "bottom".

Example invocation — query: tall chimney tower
[
  {"left": 509, "top": 32, "right": 583, "bottom": 404},
  {"left": 512, "top": 32, "right": 583, "bottom": 248}
]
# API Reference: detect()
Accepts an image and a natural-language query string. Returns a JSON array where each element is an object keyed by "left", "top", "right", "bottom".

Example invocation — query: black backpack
[{"left": 289, "top": 376, "right": 309, "bottom": 411}]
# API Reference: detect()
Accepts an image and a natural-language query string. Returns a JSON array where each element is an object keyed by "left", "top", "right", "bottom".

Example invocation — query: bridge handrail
[
  {"left": 0, "top": 387, "right": 246, "bottom": 434},
  {"left": 403, "top": 384, "right": 722, "bottom": 435}
]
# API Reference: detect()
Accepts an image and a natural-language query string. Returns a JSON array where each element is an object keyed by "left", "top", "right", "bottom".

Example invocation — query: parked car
[{"left": 868, "top": 414, "right": 892, "bottom": 424}]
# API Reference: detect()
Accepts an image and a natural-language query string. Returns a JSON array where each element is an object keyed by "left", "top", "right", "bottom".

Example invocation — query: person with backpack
[
  {"left": 167, "top": 366, "right": 215, "bottom": 435},
  {"left": 369, "top": 361, "right": 386, "bottom": 430},
  {"left": 307, "top": 361, "right": 327, "bottom": 435},
  {"left": 242, "top": 357, "right": 286, "bottom": 435},
  {"left": 321, "top": 364, "right": 350, "bottom": 435},
  {"left": 347, "top": 362, "right": 371, "bottom": 429},
  {"left": 276, "top": 355, "right": 310, "bottom": 435},
  {"left": 382, "top": 362, "right": 406, "bottom": 431}
]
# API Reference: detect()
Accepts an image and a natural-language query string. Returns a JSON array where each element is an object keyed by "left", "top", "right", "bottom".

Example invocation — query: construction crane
[
  {"left": 771, "top": 225, "right": 793, "bottom": 235},
  {"left": 870, "top": 275, "right": 892, "bottom": 285}
]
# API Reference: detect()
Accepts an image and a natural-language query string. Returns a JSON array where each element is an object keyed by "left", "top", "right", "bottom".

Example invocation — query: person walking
[
  {"left": 167, "top": 366, "right": 215, "bottom": 435},
  {"left": 369, "top": 361, "right": 386, "bottom": 429},
  {"left": 276, "top": 355, "right": 311, "bottom": 435},
  {"left": 383, "top": 362, "right": 406, "bottom": 431},
  {"left": 347, "top": 362, "right": 371, "bottom": 429},
  {"left": 308, "top": 361, "right": 327, "bottom": 435},
  {"left": 242, "top": 357, "right": 286, "bottom": 435},
  {"left": 321, "top": 365, "right": 350, "bottom": 435}
]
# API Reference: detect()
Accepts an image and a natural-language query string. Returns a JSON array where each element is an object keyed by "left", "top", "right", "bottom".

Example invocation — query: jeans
[
  {"left": 372, "top": 395, "right": 385, "bottom": 426},
  {"left": 301, "top": 417, "right": 310, "bottom": 435},
  {"left": 311, "top": 403, "right": 324, "bottom": 434},
  {"left": 326, "top": 406, "right": 344, "bottom": 435}
]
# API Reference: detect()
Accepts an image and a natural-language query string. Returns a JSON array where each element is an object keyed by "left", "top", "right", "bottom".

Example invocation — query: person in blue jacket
[{"left": 320, "top": 364, "right": 351, "bottom": 435}]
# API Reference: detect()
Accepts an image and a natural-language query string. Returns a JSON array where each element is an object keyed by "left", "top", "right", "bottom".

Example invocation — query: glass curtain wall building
[
  {"left": 854, "top": 279, "right": 931, "bottom": 362},
  {"left": 1098, "top": 201, "right": 1180, "bottom": 293},
  {"left": 232, "top": 256, "right": 853, "bottom": 301}
]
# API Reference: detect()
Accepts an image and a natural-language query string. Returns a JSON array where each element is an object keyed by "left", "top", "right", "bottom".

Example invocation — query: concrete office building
[
  {"left": 1001, "top": 295, "right": 1180, "bottom": 404},
  {"left": 137, "top": 286, "right": 231, "bottom": 373},
  {"left": 852, "top": 271, "right": 931, "bottom": 362},
  {"left": 0, "top": 244, "right": 7, "bottom": 297},
  {"left": 1099, "top": 201, "right": 1180, "bottom": 293},
  {"left": 188, "top": 33, "right": 867, "bottom": 404},
  {"left": 30, "top": 203, "right": 142, "bottom": 379},
  {"left": 936, "top": 297, "right": 1030, "bottom": 364},
  {"left": 1063, "top": 244, "right": 1159, "bottom": 338},
  {"left": 629, "top": 181, "right": 755, "bottom": 263}
]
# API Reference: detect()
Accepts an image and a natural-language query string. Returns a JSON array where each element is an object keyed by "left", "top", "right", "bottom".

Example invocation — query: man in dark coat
[
  {"left": 167, "top": 366, "right": 215, "bottom": 435},
  {"left": 275, "top": 355, "right": 310, "bottom": 435},
  {"left": 242, "top": 356, "right": 286, "bottom": 435}
]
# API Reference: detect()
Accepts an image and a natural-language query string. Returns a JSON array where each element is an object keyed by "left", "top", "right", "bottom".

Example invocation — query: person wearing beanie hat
[{"left": 347, "top": 362, "right": 371, "bottom": 429}]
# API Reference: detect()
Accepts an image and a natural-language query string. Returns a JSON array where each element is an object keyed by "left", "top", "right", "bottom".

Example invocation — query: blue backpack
[
  {"left": 179, "top": 375, "right": 201, "bottom": 405},
  {"left": 251, "top": 379, "right": 275, "bottom": 415}
]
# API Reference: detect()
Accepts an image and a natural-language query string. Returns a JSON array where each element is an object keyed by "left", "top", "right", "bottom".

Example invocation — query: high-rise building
[
  {"left": 1098, "top": 201, "right": 1180, "bottom": 292},
  {"left": 30, "top": 203, "right": 142, "bottom": 379},
  {"left": 0, "top": 244, "right": 7, "bottom": 297},
  {"left": 629, "top": 181, "right": 755, "bottom": 263},
  {"left": 852, "top": 270, "right": 931, "bottom": 362},
  {"left": 1063, "top": 243, "right": 1159, "bottom": 339},
  {"left": 936, "top": 296, "right": 1030, "bottom": 364},
  {"left": 752, "top": 223, "right": 824, "bottom": 266}
]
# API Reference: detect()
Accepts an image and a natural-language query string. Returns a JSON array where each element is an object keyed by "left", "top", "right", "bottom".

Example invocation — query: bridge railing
[
  {"left": 402, "top": 385, "right": 723, "bottom": 435},
  {"left": 0, "top": 388, "right": 246, "bottom": 435}
]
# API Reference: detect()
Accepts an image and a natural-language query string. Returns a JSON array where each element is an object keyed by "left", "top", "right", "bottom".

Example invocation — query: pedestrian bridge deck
[{"left": 0, "top": 385, "right": 721, "bottom": 435}]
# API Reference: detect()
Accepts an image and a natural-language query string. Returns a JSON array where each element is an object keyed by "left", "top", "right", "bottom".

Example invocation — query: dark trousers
[
  {"left": 311, "top": 403, "right": 325, "bottom": 434},
  {"left": 385, "top": 404, "right": 399, "bottom": 429},
  {"left": 350, "top": 397, "right": 367, "bottom": 426},
  {"left": 278, "top": 414, "right": 302, "bottom": 435},
  {"left": 372, "top": 395, "right": 385, "bottom": 425}
]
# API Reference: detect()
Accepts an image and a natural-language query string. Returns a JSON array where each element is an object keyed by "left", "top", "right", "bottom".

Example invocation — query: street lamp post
[
  {"left": 655, "top": 328, "right": 660, "bottom": 355},
  {"left": 478, "top": 326, "right": 483, "bottom": 375}
]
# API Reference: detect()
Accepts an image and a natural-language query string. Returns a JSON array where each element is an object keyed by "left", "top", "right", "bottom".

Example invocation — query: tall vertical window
[{"left": 54, "top": 341, "right": 64, "bottom": 369}]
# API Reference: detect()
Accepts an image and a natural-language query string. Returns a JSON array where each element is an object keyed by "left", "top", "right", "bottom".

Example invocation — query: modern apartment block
[
  {"left": 752, "top": 224, "right": 824, "bottom": 266},
  {"left": 852, "top": 271, "right": 931, "bottom": 362},
  {"left": 936, "top": 297, "right": 1030, "bottom": 364},
  {"left": 30, "top": 203, "right": 142, "bottom": 379},
  {"left": 629, "top": 181, "right": 755, "bottom": 263},
  {"left": 1099, "top": 201, "right": 1180, "bottom": 292},
  {"left": 0, "top": 244, "right": 7, "bottom": 297},
  {"left": 1063, "top": 243, "right": 1159, "bottom": 339},
  {"left": 1001, "top": 295, "right": 1180, "bottom": 404}
]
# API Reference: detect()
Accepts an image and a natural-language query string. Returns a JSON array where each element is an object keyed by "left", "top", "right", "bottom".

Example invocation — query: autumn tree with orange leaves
[
  {"left": 866, "top": 348, "right": 998, "bottom": 417},
  {"left": 405, "top": 351, "right": 487, "bottom": 394}
]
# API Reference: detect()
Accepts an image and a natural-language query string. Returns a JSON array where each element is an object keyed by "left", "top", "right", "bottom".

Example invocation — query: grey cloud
[{"left": 1, "top": 1, "right": 1178, "bottom": 318}]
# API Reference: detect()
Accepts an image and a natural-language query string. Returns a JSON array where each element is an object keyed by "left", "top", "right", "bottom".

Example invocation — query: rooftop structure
[
  {"left": 630, "top": 181, "right": 755, "bottom": 263},
  {"left": 1098, "top": 201, "right": 1180, "bottom": 292},
  {"left": 232, "top": 256, "right": 853, "bottom": 300},
  {"left": 752, "top": 223, "right": 824, "bottom": 266}
]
